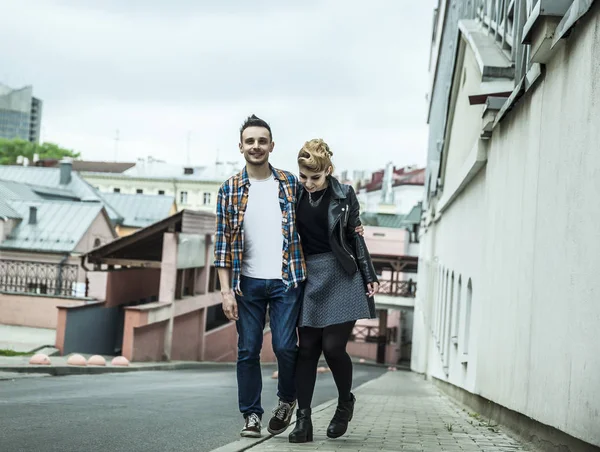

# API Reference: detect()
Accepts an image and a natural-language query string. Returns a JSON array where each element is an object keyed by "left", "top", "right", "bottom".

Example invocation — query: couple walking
[{"left": 214, "top": 115, "right": 379, "bottom": 443}]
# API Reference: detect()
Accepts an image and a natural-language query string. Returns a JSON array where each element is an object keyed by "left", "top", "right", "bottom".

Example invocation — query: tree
[{"left": 0, "top": 139, "right": 80, "bottom": 165}]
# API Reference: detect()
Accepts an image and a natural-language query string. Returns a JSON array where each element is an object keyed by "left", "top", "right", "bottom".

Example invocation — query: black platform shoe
[
  {"left": 327, "top": 393, "right": 356, "bottom": 439},
  {"left": 288, "top": 408, "right": 313, "bottom": 443}
]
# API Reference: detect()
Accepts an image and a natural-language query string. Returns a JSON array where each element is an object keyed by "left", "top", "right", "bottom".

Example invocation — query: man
[{"left": 214, "top": 115, "right": 305, "bottom": 438}]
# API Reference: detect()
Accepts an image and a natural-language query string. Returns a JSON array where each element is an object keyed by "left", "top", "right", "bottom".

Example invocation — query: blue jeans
[{"left": 235, "top": 275, "right": 303, "bottom": 418}]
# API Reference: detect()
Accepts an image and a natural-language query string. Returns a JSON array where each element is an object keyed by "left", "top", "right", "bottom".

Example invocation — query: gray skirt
[{"left": 299, "top": 252, "right": 376, "bottom": 328}]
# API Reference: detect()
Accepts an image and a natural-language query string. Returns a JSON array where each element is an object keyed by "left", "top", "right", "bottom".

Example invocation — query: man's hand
[
  {"left": 355, "top": 224, "right": 365, "bottom": 236},
  {"left": 221, "top": 290, "right": 238, "bottom": 321},
  {"left": 366, "top": 282, "right": 379, "bottom": 297}
]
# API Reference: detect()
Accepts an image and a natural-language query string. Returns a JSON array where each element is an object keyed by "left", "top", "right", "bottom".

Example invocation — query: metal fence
[
  {"left": 0, "top": 259, "right": 79, "bottom": 297},
  {"left": 378, "top": 279, "right": 417, "bottom": 297},
  {"left": 350, "top": 325, "right": 398, "bottom": 344}
]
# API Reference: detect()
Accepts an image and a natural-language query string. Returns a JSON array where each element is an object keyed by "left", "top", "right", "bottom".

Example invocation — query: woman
[{"left": 289, "top": 138, "right": 379, "bottom": 443}]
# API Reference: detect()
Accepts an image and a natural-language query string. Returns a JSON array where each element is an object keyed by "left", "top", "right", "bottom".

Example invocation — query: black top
[{"left": 297, "top": 187, "right": 331, "bottom": 256}]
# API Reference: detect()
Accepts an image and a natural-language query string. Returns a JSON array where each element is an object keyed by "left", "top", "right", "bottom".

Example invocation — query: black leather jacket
[{"left": 298, "top": 176, "right": 379, "bottom": 285}]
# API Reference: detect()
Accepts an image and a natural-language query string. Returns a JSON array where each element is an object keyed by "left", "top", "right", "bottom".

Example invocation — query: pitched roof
[
  {"left": 0, "top": 200, "right": 21, "bottom": 219},
  {"left": 0, "top": 200, "right": 112, "bottom": 253},
  {"left": 0, "top": 166, "right": 123, "bottom": 224},
  {"left": 101, "top": 192, "right": 175, "bottom": 228},
  {"left": 403, "top": 202, "right": 423, "bottom": 226},
  {"left": 0, "top": 179, "right": 44, "bottom": 201},
  {"left": 0, "top": 165, "right": 98, "bottom": 201},
  {"left": 71, "top": 161, "right": 136, "bottom": 173},
  {"left": 83, "top": 160, "right": 240, "bottom": 182},
  {"left": 360, "top": 213, "right": 406, "bottom": 229},
  {"left": 36, "top": 160, "right": 136, "bottom": 173}
]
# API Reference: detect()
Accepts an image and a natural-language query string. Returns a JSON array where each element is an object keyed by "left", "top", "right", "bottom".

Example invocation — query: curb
[
  {"left": 0, "top": 361, "right": 238, "bottom": 377},
  {"left": 208, "top": 372, "right": 386, "bottom": 452}
]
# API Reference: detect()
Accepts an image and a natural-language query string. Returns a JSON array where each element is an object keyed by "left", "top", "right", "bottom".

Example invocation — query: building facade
[
  {"left": 413, "top": 1, "right": 600, "bottom": 449},
  {"left": 357, "top": 164, "right": 425, "bottom": 215},
  {"left": 0, "top": 83, "right": 42, "bottom": 143},
  {"left": 82, "top": 157, "right": 239, "bottom": 214}
]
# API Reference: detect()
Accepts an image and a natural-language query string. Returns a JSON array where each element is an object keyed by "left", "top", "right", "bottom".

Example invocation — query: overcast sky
[{"left": 1, "top": 0, "right": 435, "bottom": 175}]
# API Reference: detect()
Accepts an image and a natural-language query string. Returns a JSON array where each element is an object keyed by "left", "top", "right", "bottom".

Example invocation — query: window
[
  {"left": 203, "top": 192, "right": 211, "bottom": 205},
  {"left": 93, "top": 238, "right": 102, "bottom": 248},
  {"left": 183, "top": 167, "right": 194, "bottom": 175},
  {"left": 113, "top": 188, "right": 120, "bottom": 193},
  {"left": 180, "top": 191, "right": 188, "bottom": 204},
  {"left": 136, "top": 189, "right": 143, "bottom": 194},
  {"left": 443, "top": 272, "right": 455, "bottom": 371},
  {"left": 463, "top": 279, "right": 473, "bottom": 360},
  {"left": 441, "top": 270, "right": 450, "bottom": 354},
  {"left": 158, "top": 190, "right": 165, "bottom": 195},
  {"left": 435, "top": 268, "right": 445, "bottom": 344},
  {"left": 452, "top": 276, "right": 462, "bottom": 346}
]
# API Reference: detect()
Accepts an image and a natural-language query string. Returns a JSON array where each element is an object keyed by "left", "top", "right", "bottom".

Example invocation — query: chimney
[
  {"left": 59, "top": 159, "right": 73, "bottom": 185},
  {"left": 381, "top": 161, "right": 395, "bottom": 205},
  {"left": 29, "top": 206, "right": 37, "bottom": 225}
]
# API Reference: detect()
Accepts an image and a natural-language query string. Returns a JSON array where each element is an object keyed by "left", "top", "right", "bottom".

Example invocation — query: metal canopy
[
  {"left": 372, "top": 255, "right": 419, "bottom": 274},
  {"left": 83, "top": 209, "right": 215, "bottom": 270}
]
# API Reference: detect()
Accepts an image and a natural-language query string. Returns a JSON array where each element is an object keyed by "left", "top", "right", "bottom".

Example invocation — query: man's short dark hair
[{"left": 240, "top": 114, "right": 272, "bottom": 142}]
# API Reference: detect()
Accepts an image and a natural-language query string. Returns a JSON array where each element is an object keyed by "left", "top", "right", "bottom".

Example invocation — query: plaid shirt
[{"left": 214, "top": 165, "right": 306, "bottom": 295}]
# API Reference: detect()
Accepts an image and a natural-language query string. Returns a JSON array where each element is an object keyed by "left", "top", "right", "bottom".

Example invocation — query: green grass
[{"left": 0, "top": 349, "right": 31, "bottom": 357}]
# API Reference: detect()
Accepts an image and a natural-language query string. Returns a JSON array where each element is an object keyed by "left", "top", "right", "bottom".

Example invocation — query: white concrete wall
[{"left": 413, "top": 10, "right": 600, "bottom": 447}]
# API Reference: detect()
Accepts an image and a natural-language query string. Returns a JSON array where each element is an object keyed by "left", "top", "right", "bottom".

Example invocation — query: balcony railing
[
  {"left": 377, "top": 279, "right": 417, "bottom": 297},
  {"left": 350, "top": 325, "right": 398, "bottom": 344},
  {"left": 0, "top": 259, "right": 79, "bottom": 297},
  {"left": 471, "top": 0, "right": 535, "bottom": 83}
]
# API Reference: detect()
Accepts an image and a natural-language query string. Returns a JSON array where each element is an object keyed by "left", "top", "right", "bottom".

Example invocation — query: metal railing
[
  {"left": 350, "top": 325, "right": 398, "bottom": 344},
  {"left": 377, "top": 279, "right": 417, "bottom": 297},
  {"left": 0, "top": 259, "right": 79, "bottom": 297},
  {"left": 471, "top": 0, "right": 536, "bottom": 83}
]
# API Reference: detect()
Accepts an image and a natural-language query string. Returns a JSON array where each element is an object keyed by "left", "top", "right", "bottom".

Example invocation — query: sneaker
[
  {"left": 267, "top": 399, "right": 296, "bottom": 435},
  {"left": 240, "top": 413, "right": 262, "bottom": 438}
]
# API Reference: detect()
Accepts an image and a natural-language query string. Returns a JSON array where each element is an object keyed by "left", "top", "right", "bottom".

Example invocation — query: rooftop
[
  {"left": 0, "top": 200, "right": 21, "bottom": 219},
  {"left": 35, "top": 160, "right": 136, "bottom": 173},
  {"left": 0, "top": 165, "right": 123, "bottom": 222},
  {"left": 0, "top": 200, "right": 114, "bottom": 253},
  {"left": 82, "top": 158, "right": 240, "bottom": 182},
  {"left": 361, "top": 213, "right": 407, "bottom": 229},
  {"left": 359, "top": 166, "right": 426, "bottom": 193},
  {"left": 101, "top": 192, "right": 176, "bottom": 228}
]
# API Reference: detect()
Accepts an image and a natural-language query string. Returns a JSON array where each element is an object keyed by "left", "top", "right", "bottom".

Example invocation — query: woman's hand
[{"left": 366, "top": 282, "right": 379, "bottom": 297}]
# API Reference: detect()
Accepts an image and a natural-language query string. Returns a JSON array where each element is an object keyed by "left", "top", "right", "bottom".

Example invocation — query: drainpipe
[{"left": 56, "top": 254, "right": 70, "bottom": 296}]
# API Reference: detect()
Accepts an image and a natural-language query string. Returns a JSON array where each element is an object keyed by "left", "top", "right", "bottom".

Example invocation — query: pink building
[{"left": 55, "top": 209, "right": 276, "bottom": 363}]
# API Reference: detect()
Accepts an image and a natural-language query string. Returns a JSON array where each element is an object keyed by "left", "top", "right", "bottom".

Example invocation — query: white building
[
  {"left": 357, "top": 163, "right": 425, "bottom": 215},
  {"left": 82, "top": 157, "right": 240, "bottom": 213},
  {"left": 413, "top": 1, "right": 600, "bottom": 450}
]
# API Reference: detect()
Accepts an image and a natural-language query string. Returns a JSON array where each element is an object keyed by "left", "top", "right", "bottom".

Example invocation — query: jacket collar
[
  {"left": 327, "top": 176, "right": 347, "bottom": 200},
  {"left": 240, "top": 164, "right": 285, "bottom": 186}
]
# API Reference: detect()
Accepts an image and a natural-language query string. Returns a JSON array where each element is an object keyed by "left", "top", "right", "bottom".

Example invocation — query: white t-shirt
[{"left": 241, "top": 175, "right": 284, "bottom": 279}]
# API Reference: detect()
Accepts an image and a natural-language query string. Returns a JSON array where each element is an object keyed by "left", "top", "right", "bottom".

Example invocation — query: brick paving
[{"left": 251, "top": 371, "right": 529, "bottom": 452}]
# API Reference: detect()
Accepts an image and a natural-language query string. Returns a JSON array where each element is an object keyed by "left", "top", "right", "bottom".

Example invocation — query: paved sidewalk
[
  {"left": 251, "top": 371, "right": 529, "bottom": 452},
  {"left": 0, "top": 324, "right": 56, "bottom": 352}
]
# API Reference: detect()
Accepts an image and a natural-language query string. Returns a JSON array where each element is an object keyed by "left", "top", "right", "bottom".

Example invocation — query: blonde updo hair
[{"left": 297, "top": 138, "right": 335, "bottom": 173}]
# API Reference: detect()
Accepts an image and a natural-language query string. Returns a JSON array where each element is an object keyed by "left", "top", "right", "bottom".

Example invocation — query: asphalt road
[{"left": 0, "top": 363, "right": 386, "bottom": 452}]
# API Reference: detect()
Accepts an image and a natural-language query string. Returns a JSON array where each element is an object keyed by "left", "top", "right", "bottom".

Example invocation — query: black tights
[{"left": 295, "top": 321, "right": 356, "bottom": 409}]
